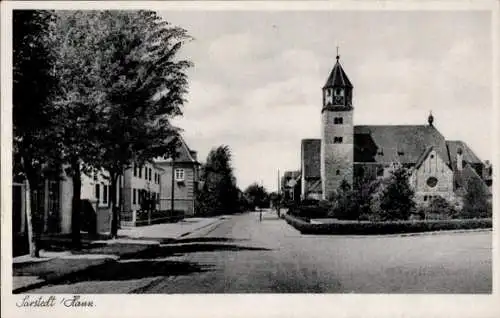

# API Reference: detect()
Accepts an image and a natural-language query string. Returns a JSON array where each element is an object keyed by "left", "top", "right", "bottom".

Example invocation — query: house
[
  {"left": 299, "top": 54, "right": 491, "bottom": 206},
  {"left": 12, "top": 133, "right": 200, "bottom": 238},
  {"left": 154, "top": 134, "right": 201, "bottom": 217}
]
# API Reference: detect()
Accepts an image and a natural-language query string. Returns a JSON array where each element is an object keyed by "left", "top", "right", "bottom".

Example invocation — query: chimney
[{"left": 456, "top": 148, "right": 463, "bottom": 171}]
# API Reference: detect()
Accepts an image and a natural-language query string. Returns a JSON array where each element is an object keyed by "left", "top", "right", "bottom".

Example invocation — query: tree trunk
[
  {"left": 24, "top": 177, "right": 40, "bottom": 257},
  {"left": 171, "top": 161, "right": 175, "bottom": 215},
  {"left": 71, "top": 160, "right": 82, "bottom": 249},
  {"left": 21, "top": 157, "right": 40, "bottom": 257},
  {"left": 110, "top": 172, "right": 119, "bottom": 238}
]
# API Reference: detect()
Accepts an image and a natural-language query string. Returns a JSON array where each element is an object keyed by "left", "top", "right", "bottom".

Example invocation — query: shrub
[{"left": 426, "top": 196, "right": 457, "bottom": 219}]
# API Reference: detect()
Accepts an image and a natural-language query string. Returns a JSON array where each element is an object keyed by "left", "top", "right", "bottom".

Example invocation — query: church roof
[
  {"left": 323, "top": 57, "right": 353, "bottom": 89},
  {"left": 453, "top": 163, "right": 491, "bottom": 196},
  {"left": 302, "top": 139, "right": 321, "bottom": 179},
  {"left": 353, "top": 125, "right": 449, "bottom": 165},
  {"left": 446, "top": 140, "right": 482, "bottom": 165}
]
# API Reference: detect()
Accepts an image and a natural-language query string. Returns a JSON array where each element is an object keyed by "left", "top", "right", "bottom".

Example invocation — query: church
[{"left": 289, "top": 54, "right": 492, "bottom": 206}]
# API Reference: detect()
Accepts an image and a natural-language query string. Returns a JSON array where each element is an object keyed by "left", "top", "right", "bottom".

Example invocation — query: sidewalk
[
  {"left": 118, "top": 216, "right": 225, "bottom": 242},
  {"left": 12, "top": 216, "right": 225, "bottom": 293}
]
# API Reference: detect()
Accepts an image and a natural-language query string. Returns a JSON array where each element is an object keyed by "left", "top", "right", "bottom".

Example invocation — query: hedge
[{"left": 284, "top": 214, "right": 492, "bottom": 235}]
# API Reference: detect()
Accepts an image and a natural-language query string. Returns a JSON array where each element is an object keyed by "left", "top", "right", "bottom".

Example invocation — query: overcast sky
[{"left": 159, "top": 10, "right": 492, "bottom": 192}]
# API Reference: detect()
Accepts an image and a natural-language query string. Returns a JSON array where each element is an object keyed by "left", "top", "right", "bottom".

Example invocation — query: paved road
[{"left": 32, "top": 211, "right": 492, "bottom": 293}]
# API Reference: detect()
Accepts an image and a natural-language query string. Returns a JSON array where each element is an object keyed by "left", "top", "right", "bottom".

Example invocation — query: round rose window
[{"left": 426, "top": 177, "right": 438, "bottom": 188}]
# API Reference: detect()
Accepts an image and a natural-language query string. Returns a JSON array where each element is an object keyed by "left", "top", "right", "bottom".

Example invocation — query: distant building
[
  {"left": 299, "top": 54, "right": 491, "bottom": 206},
  {"left": 281, "top": 170, "right": 301, "bottom": 203}
]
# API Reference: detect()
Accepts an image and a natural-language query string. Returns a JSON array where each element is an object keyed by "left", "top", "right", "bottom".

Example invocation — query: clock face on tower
[{"left": 334, "top": 95, "right": 344, "bottom": 104}]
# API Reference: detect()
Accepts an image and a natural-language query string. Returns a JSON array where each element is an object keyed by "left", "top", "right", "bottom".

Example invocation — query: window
[
  {"left": 334, "top": 117, "right": 343, "bottom": 124},
  {"left": 426, "top": 177, "right": 438, "bottom": 188},
  {"left": 175, "top": 168, "right": 185, "bottom": 181},
  {"left": 430, "top": 154, "right": 435, "bottom": 159},
  {"left": 333, "top": 137, "right": 343, "bottom": 144},
  {"left": 133, "top": 189, "right": 136, "bottom": 205},
  {"left": 95, "top": 184, "right": 100, "bottom": 202},
  {"left": 149, "top": 168, "right": 152, "bottom": 181},
  {"left": 397, "top": 151, "right": 404, "bottom": 156},
  {"left": 335, "top": 88, "right": 344, "bottom": 96},
  {"left": 139, "top": 166, "right": 142, "bottom": 178},
  {"left": 103, "top": 184, "right": 108, "bottom": 204},
  {"left": 336, "top": 169, "right": 340, "bottom": 175},
  {"left": 424, "top": 195, "right": 428, "bottom": 201},
  {"left": 134, "top": 165, "right": 137, "bottom": 177}
]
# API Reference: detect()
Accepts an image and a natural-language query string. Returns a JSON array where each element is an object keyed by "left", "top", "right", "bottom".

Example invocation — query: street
[{"left": 31, "top": 211, "right": 492, "bottom": 293}]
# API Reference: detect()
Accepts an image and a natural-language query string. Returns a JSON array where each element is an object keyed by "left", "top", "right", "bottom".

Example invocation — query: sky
[{"left": 159, "top": 10, "right": 493, "bottom": 192}]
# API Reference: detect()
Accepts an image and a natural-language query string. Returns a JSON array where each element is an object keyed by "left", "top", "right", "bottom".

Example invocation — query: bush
[
  {"left": 423, "top": 196, "right": 458, "bottom": 220},
  {"left": 284, "top": 214, "right": 491, "bottom": 235}
]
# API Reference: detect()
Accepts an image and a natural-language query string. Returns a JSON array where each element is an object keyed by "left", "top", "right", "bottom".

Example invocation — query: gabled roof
[
  {"left": 302, "top": 139, "right": 321, "bottom": 178},
  {"left": 353, "top": 125, "right": 449, "bottom": 165},
  {"left": 413, "top": 146, "right": 434, "bottom": 169},
  {"left": 155, "top": 134, "right": 199, "bottom": 164},
  {"left": 446, "top": 140, "right": 482, "bottom": 165},
  {"left": 323, "top": 57, "right": 353, "bottom": 89}
]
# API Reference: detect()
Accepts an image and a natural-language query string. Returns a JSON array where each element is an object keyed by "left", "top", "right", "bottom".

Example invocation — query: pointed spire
[
  {"left": 428, "top": 110, "right": 434, "bottom": 126},
  {"left": 323, "top": 51, "right": 352, "bottom": 89}
]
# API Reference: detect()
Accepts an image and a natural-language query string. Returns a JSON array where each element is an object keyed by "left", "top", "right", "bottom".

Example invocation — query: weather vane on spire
[{"left": 336, "top": 45, "right": 340, "bottom": 60}]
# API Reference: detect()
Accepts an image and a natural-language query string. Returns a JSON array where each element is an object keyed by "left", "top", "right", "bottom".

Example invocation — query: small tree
[
  {"left": 244, "top": 183, "right": 268, "bottom": 211},
  {"left": 378, "top": 166, "right": 415, "bottom": 220},
  {"left": 461, "top": 177, "right": 491, "bottom": 218},
  {"left": 197, "top": 146, "right": 240, "bottom": 216}
]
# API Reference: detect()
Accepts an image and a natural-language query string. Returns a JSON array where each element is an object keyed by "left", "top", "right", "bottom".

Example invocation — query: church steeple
[{"left": 322, "top": 54, "right": 353, "bottom": 110}]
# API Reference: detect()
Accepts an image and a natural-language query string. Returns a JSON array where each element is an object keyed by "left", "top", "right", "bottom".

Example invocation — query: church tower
[{"left": 321, "top": 54, "right": 354, "bottom": 199}]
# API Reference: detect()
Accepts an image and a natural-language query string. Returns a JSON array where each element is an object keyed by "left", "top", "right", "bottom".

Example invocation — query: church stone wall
[
  {"left": 411, "top": 149, "right": 454, "bottom": 205},
  {"left": 321, "top": 110, "right": 353, "bottom": 199}
]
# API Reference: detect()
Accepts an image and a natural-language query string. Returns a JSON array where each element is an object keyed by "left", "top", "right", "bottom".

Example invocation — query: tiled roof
[
  {"left": 453, "top": 164, "right": 491, "bottom": 196},
  {"left": 353, "top": 125, "right": 449, "bottom": 165},
  {"left": 302, "top": 139, "right": 321, "bottom": 178},
  {"left": 155, "top": 134, "right": 198, "bottom": 164},
  {"left": 446, "top": 140, "right": 482, "bottom": 165},
  {"left": 323, "top": 58, "right": 353, "bottom": 89}
]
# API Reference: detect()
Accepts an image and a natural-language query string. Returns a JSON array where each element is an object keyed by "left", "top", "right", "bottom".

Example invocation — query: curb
[
  {"left": 13, "top": 257, "right": 117, "bottom": 294},
  {"left": 177, "top": 217, "right": 226, "bottom": 238}
]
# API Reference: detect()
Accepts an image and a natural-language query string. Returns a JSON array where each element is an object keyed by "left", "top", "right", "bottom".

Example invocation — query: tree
[
  {"left": 197, "top": 146, "right": 240, "bottom": 216},
  {"left": 51, "top": 11, "right": 111, "bottom": 247},
  {"left": 378, "top": 166, "right": 415, "bottom": 220},
  {"left": 52, "top": 11, "right": 192, "bottom": 238},
  {"left": 13, "top": 10, "right": 60, "bottom": 257},
  {"left": 244, "top": 183, "right": 268, "bottom": 211},
  {"left": 462, "top": 177, "right": 491, "bottom": 218}
]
